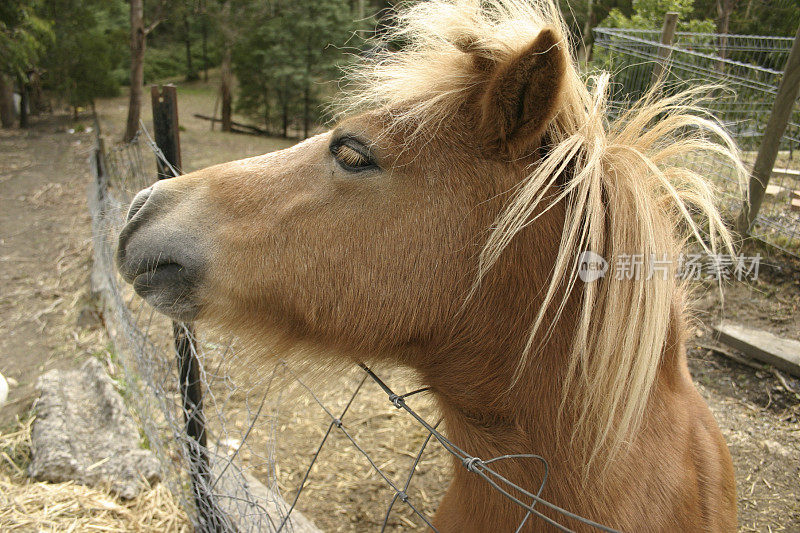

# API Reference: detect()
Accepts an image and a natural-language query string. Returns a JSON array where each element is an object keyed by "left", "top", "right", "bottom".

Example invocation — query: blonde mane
[{"left": 336, "top": 0, "right": 746, "bottom": 469}]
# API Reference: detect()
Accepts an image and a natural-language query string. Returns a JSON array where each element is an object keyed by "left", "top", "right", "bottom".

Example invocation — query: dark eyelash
[
  {"left": 330, "top": 137, "right": 378, "bottom": 172},
  {"left": 335, "top": 145, "right": 368, "bottom": 167}
]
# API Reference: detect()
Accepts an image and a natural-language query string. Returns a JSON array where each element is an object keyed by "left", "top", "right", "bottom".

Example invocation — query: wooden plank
[
  {"left": 772, "top": 167, "right": 800, "bottom": 180},
  {"left": 764, "top": 184, "right": 786, "bottom": 196},
  {"left": 713, "top": 321, "right": 800, "bottom": 377}
]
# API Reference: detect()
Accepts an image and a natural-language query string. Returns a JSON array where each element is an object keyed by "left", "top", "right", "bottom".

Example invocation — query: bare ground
[{"left": 0, "top": 79, "right": 798, "bottom": 531}]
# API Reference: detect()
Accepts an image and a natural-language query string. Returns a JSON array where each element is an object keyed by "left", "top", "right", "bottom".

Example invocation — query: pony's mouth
[
  {"left": 125, "top": 261, "right": 202, "bottom": 322},
  {"left": 116, "top": 185, "right": 207, "bottom": 322}
]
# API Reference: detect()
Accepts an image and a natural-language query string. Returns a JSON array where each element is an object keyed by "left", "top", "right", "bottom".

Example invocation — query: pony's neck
[
  {"left": 416, "top": 302, "right": 687, "bottom": 531},
  {"left": 420, "top": 334, "right": 569, "bottom": 459},
  {"left": 418, "top": 334, "right": 581, "bottom": 530}
]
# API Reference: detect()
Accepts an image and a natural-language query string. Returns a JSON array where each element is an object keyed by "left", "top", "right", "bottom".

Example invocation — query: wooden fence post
[
  {"left": 150, "top": 85, "right": 229, "bottom": 532},
  {"left": 150, "top": 85, "right": 182, "bottom": 179},
  {"left": 650, "top": 12, "right": 679, "bottom": 86},
  {"left": 736, "top": 23, "right": 800, "bottom": 237}
]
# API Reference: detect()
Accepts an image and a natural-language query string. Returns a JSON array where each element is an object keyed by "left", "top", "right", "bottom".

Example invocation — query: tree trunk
[
  {"left": 716, "top": 0, "right": 737, "bottom": 62},
  {"left": 579, "top": 0, "right": 594, "bottom": 64},
  {"left": 18, "top": 75, "right": 28, "bottom": 128},
  {"left": 219, "top": 0, "right": 233, "bottom": 132},
  {"left": 28, "top": 70, "right": 45, "bottom": 115},
  {"left": 0, "top": 74, "right": 16, "bottom": 128},
  {"left": 220, "top": 45, "right": 233, "bottom": 132},
  {"left": 302, "top": 82, "right": 310, "bottom": 139},
  {"left": 201, "top": 11, "right": 209, "bottom": 82},
  {"left": 124, "top": 0, "right": 146, "bottom": 142},
  {"left": 262, "top": 87, "right": 270, "bottom": 133},
  {"left": 183, "top": 13, "right": 196, "bottom": 81},
  {"left": 281, "top": 86, "right": 288, "bottom": 138}
]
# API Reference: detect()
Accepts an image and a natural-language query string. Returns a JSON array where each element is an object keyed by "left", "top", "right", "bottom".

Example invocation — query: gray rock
[
  {"left": 760, "top": 439, "right": 792, "bottom": 459},
  {"left": 210, "top": 456, "right": 323, "bottom": 533},
  {"left": 29, "top": 358, "right": 161, "bottom": 499}
]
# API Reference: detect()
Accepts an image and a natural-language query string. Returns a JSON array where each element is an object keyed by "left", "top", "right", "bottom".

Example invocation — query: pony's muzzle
[
  {"left": 116, "top": 182, "right": 208, "bottom": 322},
  {"left": 126, "top": 186, "right": 153, "bottom": 222}
]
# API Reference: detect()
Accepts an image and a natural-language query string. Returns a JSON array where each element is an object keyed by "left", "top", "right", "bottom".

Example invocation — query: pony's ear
[{"left": 473, "top": 28, "right": 566, "bottom": 152}]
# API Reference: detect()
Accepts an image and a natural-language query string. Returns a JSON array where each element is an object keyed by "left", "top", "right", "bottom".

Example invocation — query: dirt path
[
  {"left": 0, "top": 116, "right": 104, "bottom": 428},
  {"left": 0, "top": 80, "right": 293, "bottom": 429}
]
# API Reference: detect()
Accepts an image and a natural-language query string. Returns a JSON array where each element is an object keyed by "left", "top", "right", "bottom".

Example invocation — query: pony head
[{"left": 117, "top": 0, "right": 743, "bottom": 468}]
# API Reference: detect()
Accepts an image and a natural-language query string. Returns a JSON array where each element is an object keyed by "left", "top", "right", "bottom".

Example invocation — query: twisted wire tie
[
  {"left": 388, "top": 394, "right": 404, "bottom": 409},
  {"left": 462, "top": 456, "right": 483, "bottom": 473}
]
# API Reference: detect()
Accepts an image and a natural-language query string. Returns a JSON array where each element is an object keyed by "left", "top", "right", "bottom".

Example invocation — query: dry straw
[{"left": 0, "top": 417, "right": 190, "bottom": 532}]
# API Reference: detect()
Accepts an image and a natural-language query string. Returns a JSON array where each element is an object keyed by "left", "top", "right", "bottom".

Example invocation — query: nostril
[{"left": 126, "top": 186, "right": 153, "bottom": 222}]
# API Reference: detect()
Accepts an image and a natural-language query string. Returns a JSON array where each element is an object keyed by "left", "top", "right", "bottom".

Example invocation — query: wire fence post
[
  {"left": 736, "top": 23, "right": 800, "bottom": 237},
  {"left": 650, "top": 12, "right": 679, "bottom": 86},
  {"left": 150, "top": 84, "right": 228, "bottom": 531}
]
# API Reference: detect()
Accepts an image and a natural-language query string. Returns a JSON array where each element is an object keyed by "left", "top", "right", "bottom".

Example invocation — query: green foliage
[
  {"left": 0, "top": 0, "right": 793, "bottom": 125},
  {"left": 140, "top": 42, "right": 217, "bottom": 85},
  {"left": 39, "top": 0, "right": 127, "bottom": 108},
  {"left": 691, "top": 0, "right": 800, "bottom": 38},
  {"left": 143, "top": 0, "right": 221, "bottom": 83},
  {"left": 731, "top": 0, "right": 799, "bottom": 38},
  {"left": 600, "top": 0, "right": 715, "bottom": 31},
  {"left": 232, "top": 0, "right": 359, "bottom": 135},
  {"left": 558, "top": 0, "right": 633, "bottom": 44},
  {"left": 0, "top": 0, "right": 53, "bottom": 77}
]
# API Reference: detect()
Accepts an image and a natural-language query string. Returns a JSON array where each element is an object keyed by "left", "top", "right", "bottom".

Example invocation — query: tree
[
  {"left": 219, "top": 0, "right": 233, "bottom": 132},
  {"left": 0, "top": 0, "right": 53, "bottom": 127},
  {"left": 601, "top": 0, "right": 715, "bottom": 31},
  {"left": 199, "top": 0, "right": 210, "bottom": 81},
  {"left": 555, "top": 0, "right": 634, "bottom": 62},
  {"left": 169, "top": 0, "right": 199, "bottom": 81},
  {"left": 729, "top": 0, "right": 799, "bottom": 38},
  {"left": 124, "top": 0, "right": 165, "bottom": 142},
  {"left": 40, "top": 0, "right": 124, "bottom": 119},
  {"left": 233, "top": 0, "right": 356, "bottom": 137},
  {"left": 690, "top": 0, "right": 799, "bottom": 38},
  {"left": 715, "top": 0, "right": 737, "bottom": 61}
]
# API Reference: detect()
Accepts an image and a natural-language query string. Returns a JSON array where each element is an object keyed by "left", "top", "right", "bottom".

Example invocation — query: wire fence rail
[
  {"left": 88, "top": 89, "right": 622, "bottom": 531},
  {"left": 593, "top": 26, "right": 800, "bottom": 255}
]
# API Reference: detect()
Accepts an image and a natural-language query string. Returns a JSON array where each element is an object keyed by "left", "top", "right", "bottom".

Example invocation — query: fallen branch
[
  {"left": 193, "top": 114, "right": 269, "bottom": 136},
  {"left": 772, "top": 368, "right": 799, "bottom": 396}
]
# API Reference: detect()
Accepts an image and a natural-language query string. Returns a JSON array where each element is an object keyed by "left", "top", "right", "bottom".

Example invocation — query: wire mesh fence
[
  {"left": 593, "top": 28, "right": 800, "bottom": 254},
  {"left": 89, "top": 125, "right": 622, "bottom": 532},
  {"left": 92, "top": 131, "right": 315, "bottom": 532}
]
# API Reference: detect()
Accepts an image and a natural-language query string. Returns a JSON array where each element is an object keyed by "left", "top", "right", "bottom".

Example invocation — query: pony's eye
[{"left": 330, "top": 138, "right": 377, "bottom": 172}]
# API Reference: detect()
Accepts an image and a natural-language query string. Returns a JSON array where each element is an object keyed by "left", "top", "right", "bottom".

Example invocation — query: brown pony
[{"left": 116, "top": 1, "right": 744, "bottom": 530}]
